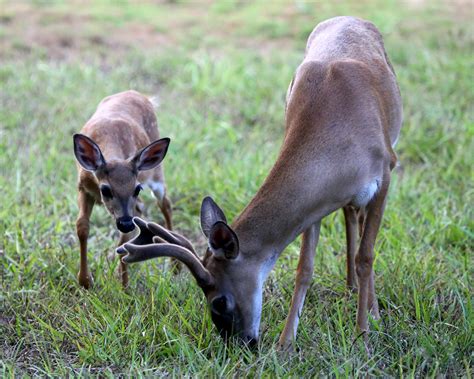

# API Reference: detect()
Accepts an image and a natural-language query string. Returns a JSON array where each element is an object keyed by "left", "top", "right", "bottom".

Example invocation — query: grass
[{"left": 1, "top": 0, "right": 473, "bottom": 377}]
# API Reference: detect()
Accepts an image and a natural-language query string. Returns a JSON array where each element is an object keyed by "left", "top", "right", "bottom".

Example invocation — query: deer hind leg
[
  {"left": 158, "top": 194, "right": 173, "bottom": 231},
  {"left": 76, "top": 190, "right": 95, "bottom": 289},
  {"left": 357, "top": 207, "right": 366, "bottom": 237},
  {"left": 147, "top": 180, "right": 173, "bottom": 230},
  {"left": 147, "top": 179, "right": 180, "bottom": 272},
  {"left": 135, "top": 197, "right": 145, "bottom": 215},
  {"left": 160, "top": 195, "right": 181, "bottom": 273},
  {"left": 355, "top": 207, "right": 378, "bottom": 316},
  {"left": 355, "top": 172, "right": 390, "bottom": 333},
  {"left": 278, "top": 222, "right": 321, "bottom": 350},
  {"left": 343, "top": 206, "right": 358, "bottom": 291}
]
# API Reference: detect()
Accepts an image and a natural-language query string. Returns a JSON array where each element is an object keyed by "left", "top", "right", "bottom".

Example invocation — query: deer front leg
[
  {"left": 278, "top": 222, "right": 321, "bottom": 350},
  {"left": 355, "top": 173, "right": 389, "bottom": 333},
  {"left": 108, "top": 198, "right": 144, "bottom": 263},
  {"left": 368, "top": 270, "right": 380, "bottom": 319},
  {"left": 117, "top": 232, "right": 133, "bottom": 288},
  {"left": 76, "top": 190, "right": 95, "bottom": 289},
  {"left": 148, "top": 179, "right": 179, "bottom": 272},
  {"left": 343, "top": 206, "right": 358, "bottom": 291},
  {"left": 115, "top": 198, "right": 145, "bottom": 287}
]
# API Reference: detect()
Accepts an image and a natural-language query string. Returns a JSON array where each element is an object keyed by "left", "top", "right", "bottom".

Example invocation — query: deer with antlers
[
  {"left": 117, "top": 16, "right": 402, "bottom": 348},
  {"left": 73, "top": 90, "right": 173, "bottom": 289}
]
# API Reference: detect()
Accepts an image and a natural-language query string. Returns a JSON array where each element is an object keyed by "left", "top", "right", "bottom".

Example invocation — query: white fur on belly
[
  {"left": 392, "top": 135, "right": 399, "bottom": 147},
  {"left": 352, "top": 179, "right": 380, "bottom": 208}
]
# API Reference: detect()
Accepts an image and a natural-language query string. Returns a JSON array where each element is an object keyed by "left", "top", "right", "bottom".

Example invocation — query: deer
[
  {"left": 73, "top": 90, "right": 174, "bottom": 289},
  {"left": 116, "top": 16, "right": 403, "bottom": 349}
]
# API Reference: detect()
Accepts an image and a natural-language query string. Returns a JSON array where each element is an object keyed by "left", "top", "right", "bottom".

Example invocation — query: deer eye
[
  {"left": 100, "top": 185, "right": 113, "bottom": 199},
  {"left": 133, "top": 184, "right": 143, "bottom": 197}
]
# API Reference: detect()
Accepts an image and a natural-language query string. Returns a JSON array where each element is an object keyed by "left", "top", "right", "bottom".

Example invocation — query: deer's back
[
  {"left": 92, "top": 90, "right": 159, "bottom": 140},
  {"left": 287, "top": 17, "right": 402, "bottom": 154},
  {"left": 304, "top": 17, "right": 388, "bottom": 68},
  {"left": 77, "top": 90, "right": 164, "bottom": 192},
  {"left": 80, "top": 90, "right": 160, "bottom": 160}
]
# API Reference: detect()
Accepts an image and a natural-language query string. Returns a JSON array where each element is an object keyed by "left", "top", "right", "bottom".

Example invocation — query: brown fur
[
  {"left": 75, "top": 90, "right": 173, "bottom": 289},
  {"left": 120, "top": 17, "right": 403, "bottom": 348}
]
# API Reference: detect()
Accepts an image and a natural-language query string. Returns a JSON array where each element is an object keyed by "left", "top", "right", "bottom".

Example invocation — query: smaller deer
[{"left": 73, "top": 90, "right": 172, "bottom": 289}]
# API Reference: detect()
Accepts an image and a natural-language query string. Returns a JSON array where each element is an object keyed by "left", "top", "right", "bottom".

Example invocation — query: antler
[
  {"left": 146, "top": 221, "right": 198, "bottom": 256},
  {"left": 116, "top": 217, "right": 197, "bottom": 255},
  {"left": 119, "top": 241, "right": 213, "bottom": 288},
  {"left": 115, "top": 217, "right": 156, "bottom": 256},
  {"left": 116, "top": 217, "right": 213, "bottom": 288}
]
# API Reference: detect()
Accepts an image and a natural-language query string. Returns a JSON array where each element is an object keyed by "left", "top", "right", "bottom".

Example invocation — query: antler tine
[
  {"left": 146, "top": 221, "right": 197, "bottom": 256},
  {"left": 116, "top": 217, "right": 155, "bottom": 256},
  {"left": 152, "top": 236, "right": 168, "bottom": 244},
  {"left": 121, "top": 242, "right": 213, "bottom": 288}
]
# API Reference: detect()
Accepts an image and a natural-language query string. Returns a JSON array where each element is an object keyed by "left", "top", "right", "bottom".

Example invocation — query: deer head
[
  {"left": 73, "top": 134, "right": 170, "bottom": 233},
  {"left": 116, "top": 197, "right": 265, "bottom": 347}
]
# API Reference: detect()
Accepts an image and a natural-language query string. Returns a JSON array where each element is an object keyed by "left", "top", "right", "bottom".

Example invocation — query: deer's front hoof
[
  {"left": 276, "top": 337, "right": 296, "bottom": 354},
  {"left": 347, "top": 283, "right": 358, "bottom": 293},
  {"left": 116, "top": 263, "right": 129, "bottom": 289},
  {"left": 78, "top": 271, "right": 94, "bottom": 289}
]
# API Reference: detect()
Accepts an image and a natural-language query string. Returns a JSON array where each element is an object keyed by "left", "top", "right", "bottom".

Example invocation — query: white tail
[
  {"left": 149, "top": 95, "right": 161, "bottom": 109},
  {"left": 118, "top": 16, "right": 402, "bottom": 349}
]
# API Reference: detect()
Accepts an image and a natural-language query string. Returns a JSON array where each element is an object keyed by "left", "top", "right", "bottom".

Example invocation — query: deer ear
[
  {"left": 132, "top": 138, "right": 170, "bottom": 171},
  {"left": 208, "top": 221, "right": 239, "bottom": 260},
  {"left": 200, "top": 196, "right": 227, "bottom": 238},
  {"left": 73, "top": 134, "right": 106, "bottom": 172}
]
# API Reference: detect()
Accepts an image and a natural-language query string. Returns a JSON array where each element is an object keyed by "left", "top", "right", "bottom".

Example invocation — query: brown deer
[
  {"left": 73, "top": 90, "right": 173, "bottom": 289},
  {"left": 117, "top": 16, "right": 402, "bottom": 349}
]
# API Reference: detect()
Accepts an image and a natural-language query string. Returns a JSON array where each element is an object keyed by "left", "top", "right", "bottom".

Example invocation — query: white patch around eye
[
  {"left": 146, "top": 181, "right": 165, "bottom": 200},
  {"left": 352, "top": 179, "right": 381, "bottom": 208}
]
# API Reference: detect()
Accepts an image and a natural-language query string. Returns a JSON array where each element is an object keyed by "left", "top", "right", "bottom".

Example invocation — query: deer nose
[{"left": 116, "top": 217, "right": 135, "bottom": 233}]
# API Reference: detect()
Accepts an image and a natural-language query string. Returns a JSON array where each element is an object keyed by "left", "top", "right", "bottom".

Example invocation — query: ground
[{"left": 0, "top": 0, "right": 472, "bottom": 376}]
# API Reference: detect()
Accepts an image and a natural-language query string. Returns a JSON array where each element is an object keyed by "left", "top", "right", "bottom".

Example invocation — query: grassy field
[{"left": 1, "top": 0, "right": 472, "bottom": 377}]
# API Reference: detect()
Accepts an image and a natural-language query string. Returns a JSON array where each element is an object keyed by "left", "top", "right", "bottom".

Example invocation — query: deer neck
[{"left": 232, "top": 153, "right": 326, "bottom": 265}]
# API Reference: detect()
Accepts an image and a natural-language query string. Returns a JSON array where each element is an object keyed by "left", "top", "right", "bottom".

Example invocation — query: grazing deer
[
  {"left": 117, "top": 16, "right": 402, "bottom": 348},
  {"left": 73, "top": 90, "right": 173, "bottom": 289}
]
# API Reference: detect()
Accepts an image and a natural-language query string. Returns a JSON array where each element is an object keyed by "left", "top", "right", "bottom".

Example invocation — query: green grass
[{"left": 1, "top": 1, "right": 473, "bottom": 377}]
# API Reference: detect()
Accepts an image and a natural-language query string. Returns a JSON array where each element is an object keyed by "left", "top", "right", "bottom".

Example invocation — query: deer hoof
[
  {"left": 78, "top": 271, "right": 94, "bottom": 289},
  {"left": 346, "top": 283, "right": 358, "bottom": 293},
  {"left": 346, "top": 278, "right": 358, "bottom": 293},
  {"left": 369, "top": 305, "right": 380, "bottom": 320},
  {"left": 276, "top": 338, "right": 296, "bottom": 353}
]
